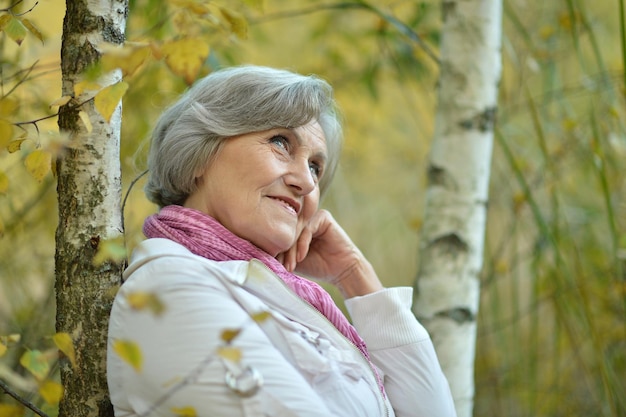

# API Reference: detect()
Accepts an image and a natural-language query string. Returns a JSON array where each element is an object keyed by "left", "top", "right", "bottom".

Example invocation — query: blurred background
[{"left": 0, "top": 0, "right": 624, "bottom": 416}]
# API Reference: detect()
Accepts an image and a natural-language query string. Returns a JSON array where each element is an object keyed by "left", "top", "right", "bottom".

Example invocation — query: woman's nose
[{"left": 285, "top": 158, "right": 315, "bottom": 195}]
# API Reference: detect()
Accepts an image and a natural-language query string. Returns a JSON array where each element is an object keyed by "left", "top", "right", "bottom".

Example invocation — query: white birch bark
[
  {"left": 413, "top": 2, "right": 502, "bottom": 417},
  {"left": 55, "top": 1, "right": 127, "bottom": 416}
]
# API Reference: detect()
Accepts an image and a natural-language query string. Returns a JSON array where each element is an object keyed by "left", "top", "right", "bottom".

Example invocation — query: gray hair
[{"left": 145, "top": 65, "right": 343, "bottom": 208}]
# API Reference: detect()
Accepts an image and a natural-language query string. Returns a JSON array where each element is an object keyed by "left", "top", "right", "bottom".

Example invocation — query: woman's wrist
[{"left": 334, "top": 254, "right": 384, "bottom": 299}]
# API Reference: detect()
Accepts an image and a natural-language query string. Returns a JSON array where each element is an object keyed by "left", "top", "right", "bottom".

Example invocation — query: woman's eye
[
  {"left": 270, "top": 135, "right": 289, "bottom": 151},
  {"left": 309, "top": 161, "right": 322, "bottom": 180}
]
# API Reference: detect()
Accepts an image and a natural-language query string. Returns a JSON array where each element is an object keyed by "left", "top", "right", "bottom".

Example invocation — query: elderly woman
[{"left": 107, "top": 65, "right": 456, "bottom": 417}]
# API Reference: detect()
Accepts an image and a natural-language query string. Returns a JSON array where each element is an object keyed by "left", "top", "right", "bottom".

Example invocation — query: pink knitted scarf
[{"left": 143, "top": 206, "right": 372, "bottom": 354}]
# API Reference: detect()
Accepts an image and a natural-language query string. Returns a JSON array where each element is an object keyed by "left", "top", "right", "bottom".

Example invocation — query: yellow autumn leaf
[
  {"left": 0, "top": 97, "right": 18, "bottom": 116},
  {"left": 95, "top": 81, "right": 128, "bottom": 122},
  {"left": 7, "top": 138, "right": 26, "bottom": 153},
  {"left": 24, "top": 150, "right": 52, "bottom": 182},
  {"left": 242, "top": 0, "right": 265, "bottom": 12},
  {"left": 220, "top": 7, "right": 248, "bottom": 40},
  {"left": 217, "top": 346, "right": 242, "bottom": 363},
  {"left": 112, "top": 340, "right": 143, "bottom": 372},
  {"left": 0, "top": 341, "right": 6, "bottom": 357},
  {"left": 19, "top": 350, "right": 50, "bottom": 381},
  {"left": 74, "top": 80, "right": 102, "bottom": 97},
  {"left": 0, "top": 171, "right": 8, "bottom": 194},
  {"left": 101, "top": 44, "right": 151, "bottom": 77},
  {"left": 0, "top": 15, "right": 10, "bottom": 29},
  {"left": 150, "top": 41, "right": 164, "bottom": 60},
  {"left": 172, "top": 0, "right": 210, "bottom": 15},
  {"left": 161, "top": 38, "right": 210, "bottom": 85},
  {"left": 125, "top": 292, "right": 166, "bottom": 316},
  {"left": 171, "top": 406, "right": 197, "bottom": 417},
  {"left": 94, "top": 81, "right": 129, "bottom": 122},
  {"left": 220, "top": 328, "right": 241, "bottom": 344},
  {"left": 39, "top": 380, "right": 64, "bottom": 405},
  {"left": 250, "top": 310, "right": 271, "bottom": 323},
  {"left": 50, "top": 96, "right": 72, "bottom": 108},
  {"left": 0, "top": 119, "right": 13, "bottom": 149},
  {"left": 93, "top": 236, "right": 127, "bottom": 266},
  {"left": 0, "top": 403, "right": 24, "bottom": 417},
  {"left": 21, "top": 18, "right": 44, "bottom": 44},
  {"left": 78, "top": 110, "right": 93, "bottom": 133},
  {"left": 53, "top": 332, "right": 77, "bottom": 369}
]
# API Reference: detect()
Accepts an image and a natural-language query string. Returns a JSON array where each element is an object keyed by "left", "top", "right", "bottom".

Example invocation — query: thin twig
[
  {"left": 14, "top": 0, "right": 38, "bottom": 16},
  {"left": 121, "top": 169, "right": 149, "bottom": 227},
  {"left": 0, "top": 0, "right": 24, "bottom": 13},
  {"left": 14, "top": 95, "right": 95, "bottom": 130},
  {"left": 121, "top": 168, "right": 149, "bottom": 247},
  {"left": 250, "top": 1, "right": 439, "bottom": 65},
  {"left": 1, "top": 60, "right": 39, "bottom": 100},
  {"left": 0, "top": 378, "right": 49, "bottom": 417}
]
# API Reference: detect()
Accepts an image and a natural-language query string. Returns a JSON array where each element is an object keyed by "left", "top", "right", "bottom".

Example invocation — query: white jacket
[{"left": 107, "top": 238, "right": 456, "bottom": 417}]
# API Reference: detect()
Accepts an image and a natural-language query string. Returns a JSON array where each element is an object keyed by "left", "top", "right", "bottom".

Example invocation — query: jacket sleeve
[
  {"left": 107, "top": 256, "right": 337, "bottom": 417},
  {"left": 344, "top": 287, "right": 458, "bottom": 417}
]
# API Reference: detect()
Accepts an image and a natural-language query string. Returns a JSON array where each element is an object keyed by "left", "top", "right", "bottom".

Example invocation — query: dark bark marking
[
  {"left": 436, "top": 307, "right": 475, "bottom": 324},
  {"left": 430, "top": 233, "right": 469, "bottom": 254},
  {"left": 427, "top": 164, "right": 457, "bottom": 190},
  {"left": 442, "top": 1, "right": 456, "bottom": 22},
  {"left": 458, "top": 107, "right": 497, "bottom": 132}
]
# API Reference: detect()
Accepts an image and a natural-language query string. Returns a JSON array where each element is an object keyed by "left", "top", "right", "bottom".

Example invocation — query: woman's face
[{"left": 185, "top": 121, "right": 328, "bottom": 256}]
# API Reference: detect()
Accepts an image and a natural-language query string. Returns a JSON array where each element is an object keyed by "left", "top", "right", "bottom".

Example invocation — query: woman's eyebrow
[{"left": 292, "top": 129, "right": 328, "bottom": 163}]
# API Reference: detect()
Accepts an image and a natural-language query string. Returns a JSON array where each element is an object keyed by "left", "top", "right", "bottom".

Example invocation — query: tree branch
[{"left": 0, "top": 378, "right": 49, "bottom": 417}]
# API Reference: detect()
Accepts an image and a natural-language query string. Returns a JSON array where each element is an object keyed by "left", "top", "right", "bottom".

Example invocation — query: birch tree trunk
[
  {"left": 55, "top": 1, "right": 128, "bottom": 416},
  {"left": 413, "top": 2, "right": 502, "bottom": 417}
]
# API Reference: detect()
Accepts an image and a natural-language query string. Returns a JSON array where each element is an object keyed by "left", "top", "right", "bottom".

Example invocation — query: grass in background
[{"left": 475, "top": 1, "right": 625, "bottom": 416}]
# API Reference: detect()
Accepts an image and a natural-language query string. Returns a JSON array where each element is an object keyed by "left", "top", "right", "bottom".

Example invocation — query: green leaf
[
  {"left": 93, "top": 236, "right": 127, "bottom": 265},
  {"left": 2, "top": 16, "right": 27, "bottom": 46},
  {"left": 19, "top": 350, "right": 50, "bottom": 381}
]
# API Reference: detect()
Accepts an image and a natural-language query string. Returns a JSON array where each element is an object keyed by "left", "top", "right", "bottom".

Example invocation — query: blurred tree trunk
[
  {"left": 413, "top": 2, "right": 502, "bottom": 417},
  {"left": 55, "top": 1, "right": 128, "bottom": 417}
]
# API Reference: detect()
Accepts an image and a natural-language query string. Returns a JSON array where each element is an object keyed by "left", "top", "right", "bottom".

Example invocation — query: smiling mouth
[{"left": 268, "top": 197, "right": 298, "bottom": 215}]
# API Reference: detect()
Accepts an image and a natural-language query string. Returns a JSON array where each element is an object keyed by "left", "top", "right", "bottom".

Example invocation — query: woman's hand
[{"left": 278, "top": 210, "right": 384, "bottom": 298}]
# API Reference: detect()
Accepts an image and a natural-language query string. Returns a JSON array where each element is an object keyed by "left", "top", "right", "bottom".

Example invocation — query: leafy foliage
[{"left": 0, "top": 0, "right": 624, "bottom": 416}]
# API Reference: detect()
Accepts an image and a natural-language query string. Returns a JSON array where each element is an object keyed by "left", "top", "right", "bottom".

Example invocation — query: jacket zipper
[{"left": 250, "top": 260, "right": 390, "bottom": 417}]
